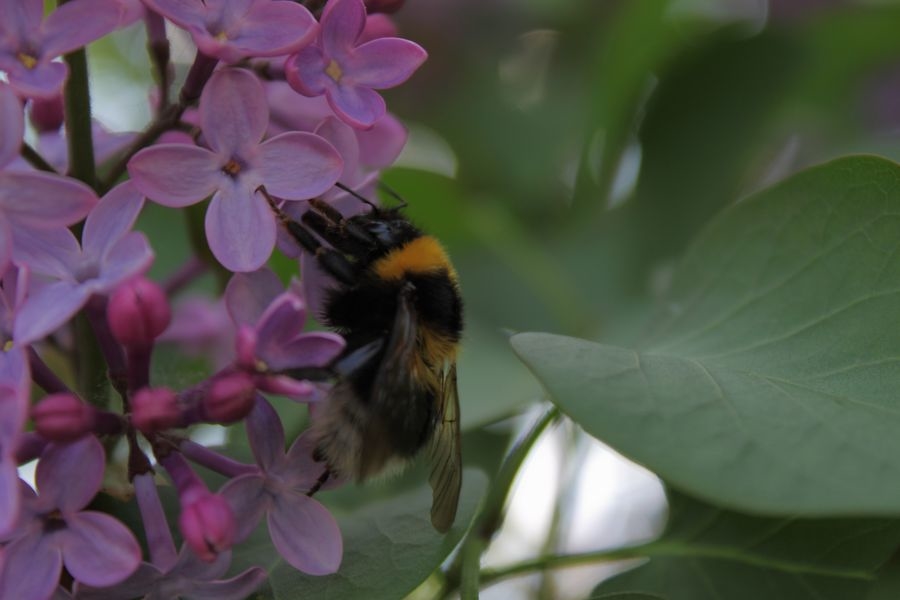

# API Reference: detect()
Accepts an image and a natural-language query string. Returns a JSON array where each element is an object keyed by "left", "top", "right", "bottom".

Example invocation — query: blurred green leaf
[
  {"left": 513, "top": 155, "right": 900, "bottom": 514},
  {"left": 594, "top": 492, "right": 900, "bottom": 600},
  {"left": 261, "top": 470, "right": 487, "bottom": 600},
  {"left": 589, "top": 594, "right": 667, "bottom": 600}
]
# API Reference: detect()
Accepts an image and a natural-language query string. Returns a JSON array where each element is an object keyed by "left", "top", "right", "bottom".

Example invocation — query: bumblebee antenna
[
  {"left": 377, "top": 181, "right": 408, "bottom": 209},
  {"left": 334, "top": 182, "right": 379, "bottom": 211}
]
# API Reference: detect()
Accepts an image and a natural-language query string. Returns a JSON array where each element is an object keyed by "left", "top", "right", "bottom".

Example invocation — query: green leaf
[
  {"left": 513, "top": 155, "right": 900, "bottom": 514},
  {"left": 253, "top": 470, "right": 487, "bottom": 600},
  {"left": 594, "top": 492, "right": 900, "bottom": 600},
  {"left": 589, "top": 594, "right": 667, "bottom": 600}
]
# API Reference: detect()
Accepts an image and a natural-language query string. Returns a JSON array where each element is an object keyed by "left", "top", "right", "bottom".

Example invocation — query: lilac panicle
[
  {"left": 0, "top": 437, "right": 141, "bottom": 600},
  {"left": 143, "top": 0, "right": 319, "bottom": 64},
  {"left": 285, "top": 0, "right": 427, "bottom": 129},
  {"left": 225, "top": 268, "right": 344, "bottom": 399},
  {"left": 220, "top": 398, "right": 343, "bottom": 575},
  {"left": 127, "top": 68, "right": 343, "bottom": 272},
  {"left": 0, "top": 346, "right": 29, "bottom": 537},
  {"left": 0, "top": 0, "right": 124, "bottom": 98},
  {"left": 13, "top": 181, "right": 150, "bottom": 344}
]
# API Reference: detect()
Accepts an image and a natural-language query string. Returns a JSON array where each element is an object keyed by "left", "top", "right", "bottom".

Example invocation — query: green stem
[
  {"left": 478, "top": 540, "right": 876, "bottom": 590},
  {"left": 74, "top": 312, "right": 109, "bottom": 408},
  {"left": 59, "top": 33, "right": 96, "bottom": 189},
  {"left": 442, "top": 406, "right": 561, "bottom": 599},
  {"left": 20, "top": 143, "right": 58, "bottom": 173}
]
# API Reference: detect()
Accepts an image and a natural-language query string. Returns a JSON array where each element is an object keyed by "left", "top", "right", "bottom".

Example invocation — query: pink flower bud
[
  {"left": 108, "top": 278, "right": 172, "bottom": 348},
  {"left": 131, "top": 387, "right": 180, "bottom": 432},
  {"left": 203, "top": 373, "right": 256, "bottom": 423},
  {"left": 31, "top": 393, "right": 95, "bottom": 442},
  {"left": 179, "top": 492, "right": 235, "bottom": 562},
  {"left": 29, "top": 94, "right": 65, "bottom": 132}
]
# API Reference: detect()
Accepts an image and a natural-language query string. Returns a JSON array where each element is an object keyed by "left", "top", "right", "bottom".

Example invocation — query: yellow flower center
[
  {"left": 223, "top": 159, "right": 242, "bottom": 176},
  {"left": 325, "top": 59, "right": 343, "bottom": 82},
  {"left": 2, "top": 340, "right": 12, "bottom": 352},
  {"left": 17, "top": 52, "right": 38, "bottom": 69},
  {"left": 214, "top": 30, "right": 229, "bottom": 42}
]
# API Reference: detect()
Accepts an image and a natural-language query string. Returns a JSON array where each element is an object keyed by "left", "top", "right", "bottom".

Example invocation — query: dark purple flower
[
  {"left": 13, "top": 181, "right": 150, "bottom": 344},
  {"left": 221, "top": 398, "right": 343, "bottom": 575},
  {"left": 0, "top": 0, "right": 123, "bottom": 98},
  {"left": 285, "top": 0, "right": 427, "bottom": 129},
  {"left": 0, "top": 437, "right": 141, "bottom": 600},
  {"left": 225, "top": 268, "right": 344, "bottom": 399},
  {"left": 128, "top": 68, "right": 342, "bottom": 272},
  {"left": 31, "top": 393, "right": 96, "bottom": 443},
  {"left": 0, "top": 346, "right": 29, "bottom": 537},
  {"left": 143, "top": 0, "right": 318, "bottom": 63}
]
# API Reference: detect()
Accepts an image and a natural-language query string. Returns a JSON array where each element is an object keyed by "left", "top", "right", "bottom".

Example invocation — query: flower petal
[
  {"left": 245, "top": 397, "right": 285, "bottom": 471},
  {"left": 300, "top": 248, "right": 340, "bottom": 319},
  {"left": 346, "top": 37, "right": 427, "bottom": 89},
  {"left": 219, "top": 473, "right": 269, "bottom": 542},
  {"left": 315, "top": 117, "right": 360, "bottom": 183},
  {"left": 42, "top": 0, "right": 123, "bottom": 57},
  {"left": 224, "top": 268, "right": 285, "bottom": 327},
  {"left": 0, "top": 171, "right": 97, "bottom": 227},
  {"left": 10, "top": 224, "right": 81, "bottom": 279},
  {"left": 83, "top": 181, "right": 145, "bottom": 261},
  {"left": 36, "top": 437, "right": 104, "bottom": 512},
  {"left": 200, "top": 69, "right": 268, "bottom": 156},
  {"left": 268, "top": 492, "right": 342, "bottom": 575},
  {"left": 284, "top": 45, "right": 330, "bottom": 97},
  {"left": 327, "top": 82, "right": 385, "bottom": 129},
  {"left": 94, "top": 232, "right": 154, "bottom": 293},
  {"left": 0, "top": 0, "right": 43, "bottom": 35},
  {"left": 0, "top": 459, "right": 20, "bottom": 536},
  {"left": 5, "top": 61, "right": 68, "bottom": 99},
  {"left": 321, "top": 0, "right": 366, "bottom": 59},
  {"left": 0, "top": 533, "right": 63, "bottom": 600},
  {"left": 127, "top": 144, "right": 223, "bottom": 207},
  {"left": 0, "top": 216, "right": 11, "bottom": 276},
  {"left": 62, "top": 511, "right": 141, "bottom": 587},
  {"left": 205, "top": 185, "right": 276, "bottom": 272},
  {"left": 73, "top": 562, "right": 162, "bottom": 600},
  {"left": 172, "top": 544, "right": 231, "bottom": 579},
  {"left": 140, "top": 0, "right": 207, "bottom": 30},
  {"left": 14, "top": 280, "right": 91, "bottom": 345},
  {"left": 181, "top": 566, "right": 267, "bottom": 600},
  {"left": 280, "top": 430, "right": 332, "bottom": 491},
  {"left": 257, "top": 132, "right": 342, "bottom": 199},
  {"left": 0, "top": 84, "right": 23, "bottom": 169},
  {"left": 226, "top": 1, "right": 318, "bottom": 58},
  {"left": 262, "top": 332, "right": 345, "bottom": 372},
  {"left": 254, "top": 292, "right": 306, "bottom": 349},
  {"left": 358, "top": 112, "right": 407, "bottom": 168}
]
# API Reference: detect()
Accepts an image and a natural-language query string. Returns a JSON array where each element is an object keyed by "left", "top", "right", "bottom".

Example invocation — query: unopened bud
[
  {"left": 179, "top": 491, "right": 235, "bottom": 562},
  {"left": 203, "top": 373, "right": 256, "bottom": 423},
  {"left": 29, "top": 94, "right": 65, "bottom": 133},
  {"left": 108, "top": 278, "right": 172, "bottom": 348},
  {"left": 131, "top": 387, "right": 180, "bottom": 432},
  {"left": 32, "top": 393, "right": 95, "bottom": 442}
]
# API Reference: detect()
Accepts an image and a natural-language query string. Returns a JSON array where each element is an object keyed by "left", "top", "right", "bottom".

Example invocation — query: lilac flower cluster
[{"left": 0, "top": 0, "right": 426, "bottom": 598}]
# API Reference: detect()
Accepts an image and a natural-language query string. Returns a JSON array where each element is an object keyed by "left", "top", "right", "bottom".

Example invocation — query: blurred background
[{"left": 74, "top": 0, "right": 900, "bottom": 597}]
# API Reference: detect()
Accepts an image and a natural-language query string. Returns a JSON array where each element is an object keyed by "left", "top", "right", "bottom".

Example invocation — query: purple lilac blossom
[
  {"left": 220, "top": 397, "right": 343, "bottom": 575},
  {"left": 0, "top": 83, "right": 24, "bottom": 168},
  {"left": 285, "top": 0, "right": 427, "bottom": 129},
  {"left": 13, "top": 181, "right": 151, "bottom": 344},
  {"left": 142, "top": 0, "right": 319, "bottom": 64},
  {"left": 159, "top": 296, "right": 236, "bottom": 369},
  {"left": 0, "top": 345, "right": 29, "bottom": 537},
  {"left": 127, "top": 68, "right": 343, "bottom": 272},
  {"left": 6, "top": 122, "right": 136, "bottom": 174},
  {"left": 0, "top": 0, "right": 123, "bottom": 98},
  {"left": 225, "top": 268, "right": 344, "bottom": 399},
  {"left": 0, "top": 437, "right": 141, "bottom": 600}
]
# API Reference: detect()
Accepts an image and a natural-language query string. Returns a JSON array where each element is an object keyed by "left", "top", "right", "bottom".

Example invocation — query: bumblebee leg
[
  {"left": 306, "top": 466, "right": 333, "bottom": 497},
  {"left": 257, "top": 186, "right": 358, "bottom": 286}
]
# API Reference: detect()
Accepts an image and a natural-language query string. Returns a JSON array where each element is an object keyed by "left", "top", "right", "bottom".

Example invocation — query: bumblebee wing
[{"left": 429, "top": 362, "right": 462, "bottom": 533}]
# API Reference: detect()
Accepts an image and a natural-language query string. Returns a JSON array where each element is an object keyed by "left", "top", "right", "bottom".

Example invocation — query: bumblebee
[{"left": 260, "top": 186, "right": 463, "bottom": 532}]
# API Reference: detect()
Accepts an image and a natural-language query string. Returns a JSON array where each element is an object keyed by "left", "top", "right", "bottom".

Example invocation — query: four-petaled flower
[
  {"left": 142, "top": 0, "right": 319, "bottom": 64},
  {"left": 128, "top": 68, "right": 343, "bottom": 272},
  {"left": 226, "top": 268, "right": 345, "bottom": 399},
  {"left": 0, "top": 437, "right": 141, "bottom": 600},
  {"left": 0, "top": 344, "right": 29, "bottom": 537},
  {"left": 0, "top": 0, "right": 123, "bottom": 98},
  {"left": 285, "top": 0, "right": 427, "bottom": 129},
  {"left": 221, "top": 397, "right": 343, "bottom": 575}
]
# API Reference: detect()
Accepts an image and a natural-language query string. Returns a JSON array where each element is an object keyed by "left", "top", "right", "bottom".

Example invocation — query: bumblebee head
[{"left": 349, "top": 208, "right": 421, "bottom": 250}]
